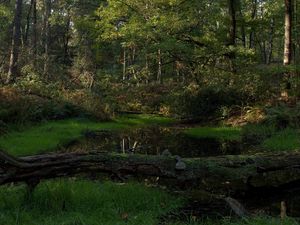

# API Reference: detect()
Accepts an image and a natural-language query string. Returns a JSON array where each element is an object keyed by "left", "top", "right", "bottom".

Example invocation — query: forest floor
[{"left": 0, "top": 115, "right": 300, "bottom": 225}]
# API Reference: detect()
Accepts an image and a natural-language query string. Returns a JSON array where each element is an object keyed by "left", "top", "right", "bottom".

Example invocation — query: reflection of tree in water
[{"left": 63, "top": 126, "right": 244, "bottom": 157}]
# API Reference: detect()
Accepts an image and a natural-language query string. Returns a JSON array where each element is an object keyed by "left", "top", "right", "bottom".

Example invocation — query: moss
[{"left": 184, "top": 127, "right": 241, "bottom": 141}]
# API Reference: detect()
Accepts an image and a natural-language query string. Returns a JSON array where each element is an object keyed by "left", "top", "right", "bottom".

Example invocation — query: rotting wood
[{"left": 1, "top": 150, "right": 300, "bottom": 195}]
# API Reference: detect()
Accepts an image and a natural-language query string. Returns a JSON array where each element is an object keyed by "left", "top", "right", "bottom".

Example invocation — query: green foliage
[
  {"left": 241, "top": 124, "right": 276, "bottom": 145},
  {"left": 185, "top": 126, "right": 241, "bottom": 141},
  {"left": 170, "top": 85, "right": 245, "bottom": 119},
  {"left": 265, "top": 104, "right": 300, "bottom": 129},
  {"left": 0, "top": 179, "right": 181, "bottom": 225}
]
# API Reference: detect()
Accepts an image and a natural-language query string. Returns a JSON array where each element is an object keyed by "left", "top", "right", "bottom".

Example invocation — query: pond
[
  {"left": 61, "top": 125, "right": 245, "bottom": 157},
  {"left": 59, "top": 124, "right": 300, "bottom": 218}
]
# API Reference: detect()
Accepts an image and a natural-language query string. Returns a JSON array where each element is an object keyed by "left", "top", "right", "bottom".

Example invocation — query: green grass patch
[
  {"left": 0, "top": 179, "right": 298, "bottom": 225},
  {"left": 116, "top": 114, "right": 175, "bottom": 126},
  {"left": 0, "top": 114, "right": 175, "bottom": 156},
  {"left": 261, "top": 128, "right": 300, "bottom": 151},
  {"left": 0, "top": 179, "right": 182, "bottom": 225},
  {"left": 184, "top": 127, "right": 241, "bottom": 141}
]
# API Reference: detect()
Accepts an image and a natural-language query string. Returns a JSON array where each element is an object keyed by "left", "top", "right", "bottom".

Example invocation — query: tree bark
[
  {"left": 249, "top": 0, "right": 257, "bottom": 49},
  {"left": 32, "top": 0, "right": 37, "bottom": 58},
  {"left": 284, "top": 0, "right": 292, "bottom": 65},
  {"left": 228, "top": 0, "right": 236, "bottom": 46},
  {"left": 227, "top": 0, "right": 237, "bottom": 72},
  {"left": 43, "top": 0, "right": 51, "bottom": 79},
  {"left": 1, "top": 150, "right": 300, "bottom": 195},
  {"left": 7, "top": 0, "right": 23, "bottom": 83},
  {"left": 24, "top": 0, "right": 34, "bottom": 46},
  {"left": 157, "top": 48, "right": 162, "bottom": 84}
]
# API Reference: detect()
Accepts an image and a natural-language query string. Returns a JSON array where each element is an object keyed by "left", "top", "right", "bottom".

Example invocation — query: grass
[
  {"left": 262, "top": 128, "right": 300, "bottom": 151},
  {"left": 0, "top": 114, "right": 175, "bottom": 156},
  {"left": 241, "top": 123, "right": 300, "bottom": 152},
  {"left": 184, "top": 127, "right": 241, "bottom": 141},
  {"left": 0, "top": 179, "right": 182, "bottom": 225},
  {"left": 1, "top": 180, "right": 298, "bottom": 225},
  {"left": 1, "top": 180, "right": 297, "bottom": 225}
]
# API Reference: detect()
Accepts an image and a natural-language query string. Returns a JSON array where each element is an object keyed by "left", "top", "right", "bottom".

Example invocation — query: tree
[
  {"left": 7, "top": 0, "right": 23, "bottom": 83},
  {"left": 283, "top": 0, "right": 292, "bottom": 65}
]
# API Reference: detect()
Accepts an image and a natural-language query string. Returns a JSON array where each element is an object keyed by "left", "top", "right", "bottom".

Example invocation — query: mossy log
[{"left": 1, "top": 150, "right": 300, "bottom": 194}]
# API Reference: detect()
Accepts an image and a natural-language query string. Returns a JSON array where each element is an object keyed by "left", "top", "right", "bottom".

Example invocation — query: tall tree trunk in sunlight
[{"left": 284, "top": 0, "right": 292, "bottom": 65}]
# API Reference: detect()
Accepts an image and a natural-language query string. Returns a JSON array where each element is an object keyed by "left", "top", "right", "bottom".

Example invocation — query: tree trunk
[
  {"left": 157, "top": 48, "right": 162, "bottom": 84},
  {"left": 123, "top": 47, "right": 126, "bottom": 81},
  {"left": 2, "top": 150, "right": 300, "bottom": 195},
  {"left": 32, "top": 0, "right": 37, "bottom": 58},
  {"left": 284, "top": 0, "right": 292, "bottom": 65},
  {"left": 228, "top": 0, "right": 236, "bottom": 46},
  {"left": 24, "top": 0, "right": 34, "bottom": 46},
  {"left": 266, "top": 18, "right": 275, "bottom": 65},
  {"left": 227, "top": 0, "right": 237, "bottom": 71},
  {"left": 249, "top": 0, "right": 257, "bottom": 49},
  {"left": 7, "top": 0, "right": 23, "bottom": 83},
  {"left": 43, "top": 0, "right": 51, "bottom": 79}
]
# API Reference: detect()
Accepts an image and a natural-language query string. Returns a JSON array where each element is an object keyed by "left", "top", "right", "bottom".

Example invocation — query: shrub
[
  {"left": 241, "top": 123, "right": 276, "bottom": 145},
  {"left": 62, "top": 89, "right": 110, "bottom": 120},
  {"left": 265, "top": 103, "right": 300, "bottom": 129},
  {"left": 170, "top": 85, "right": 246, "bottom": 119}
]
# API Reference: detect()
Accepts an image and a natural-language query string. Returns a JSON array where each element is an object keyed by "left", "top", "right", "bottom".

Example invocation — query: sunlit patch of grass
[
  {"left": 0, "top": 179, "right": 182, "bottom": 225},
  {"left": 261, "top": 128, "right": 300, "bottom": 151},
  {"left": 0, "top": 115, "right": 175, "bottom": 156},
  {"left": 184, "top": 127, "right": 241, "bottom": 141},
  {"left": 116, "top": 114, "right": 175, "bottom": 126}
]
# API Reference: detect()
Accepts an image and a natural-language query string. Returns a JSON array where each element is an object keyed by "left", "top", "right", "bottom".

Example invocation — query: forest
[{"left": 0, "top": 0, "right": 300, "bottom": 224}]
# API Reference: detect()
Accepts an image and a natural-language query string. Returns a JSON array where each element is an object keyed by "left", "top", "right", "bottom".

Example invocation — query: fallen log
[{"left": 1, "top": 150, "right": 300, "bottom": 195}]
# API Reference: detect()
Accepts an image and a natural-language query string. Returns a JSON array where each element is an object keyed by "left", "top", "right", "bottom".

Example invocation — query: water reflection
[{"left": 62, "top": 126, "right": 243, "bottom": 157}]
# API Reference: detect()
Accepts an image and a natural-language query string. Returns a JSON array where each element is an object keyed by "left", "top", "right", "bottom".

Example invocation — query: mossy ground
[{"left": 184, "top": 127, "right": 241, "bottom": 141}]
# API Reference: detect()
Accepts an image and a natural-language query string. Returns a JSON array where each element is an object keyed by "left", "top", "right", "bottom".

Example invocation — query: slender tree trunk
[
  {"left": 43, "top": 0, "right": 51, "bottom": 79},
  {"left": 266, "top": 18, "right": 275, "bottom": 65},
  {"left": 228, "top": 0, "right": 236, "bottom": 46},
  {"left": 227, "top": 0, "right": 236, "bottom": 71},
  {"left": 24, "top": 0, "right": 34, "bottom": 46},
  {"left": 237, "top": 1, "right": 246, "bottom": 48},
  {"left": 32, "top": 0, "right": 37, "bottom": 58},
  {"left": 63, "top": 11, "right": 71, "bottom": 65},
  {"left": 123, "top": 48, "right": 126, "bottom": 81},
  {"left": 7, "top": 0, "right": 23, "bottom": 83},
  {"left": 284, "top": 0, "right": 292, "bottom": 65},
  {"left": 249, "top": 0, "right": 257, "bottom": 49},
  {"left": 157, "top": 48, "right": 162, "bottom": 84}
]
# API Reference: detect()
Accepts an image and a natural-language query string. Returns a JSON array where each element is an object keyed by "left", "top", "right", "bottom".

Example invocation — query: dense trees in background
[{"left": 0, "top": 0, "right": 299, "bottom": 87}]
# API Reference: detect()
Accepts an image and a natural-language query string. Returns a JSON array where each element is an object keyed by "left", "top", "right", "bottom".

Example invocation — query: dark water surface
[{"left": 62, "top": 126, "right": 244, "bottom": 157}]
